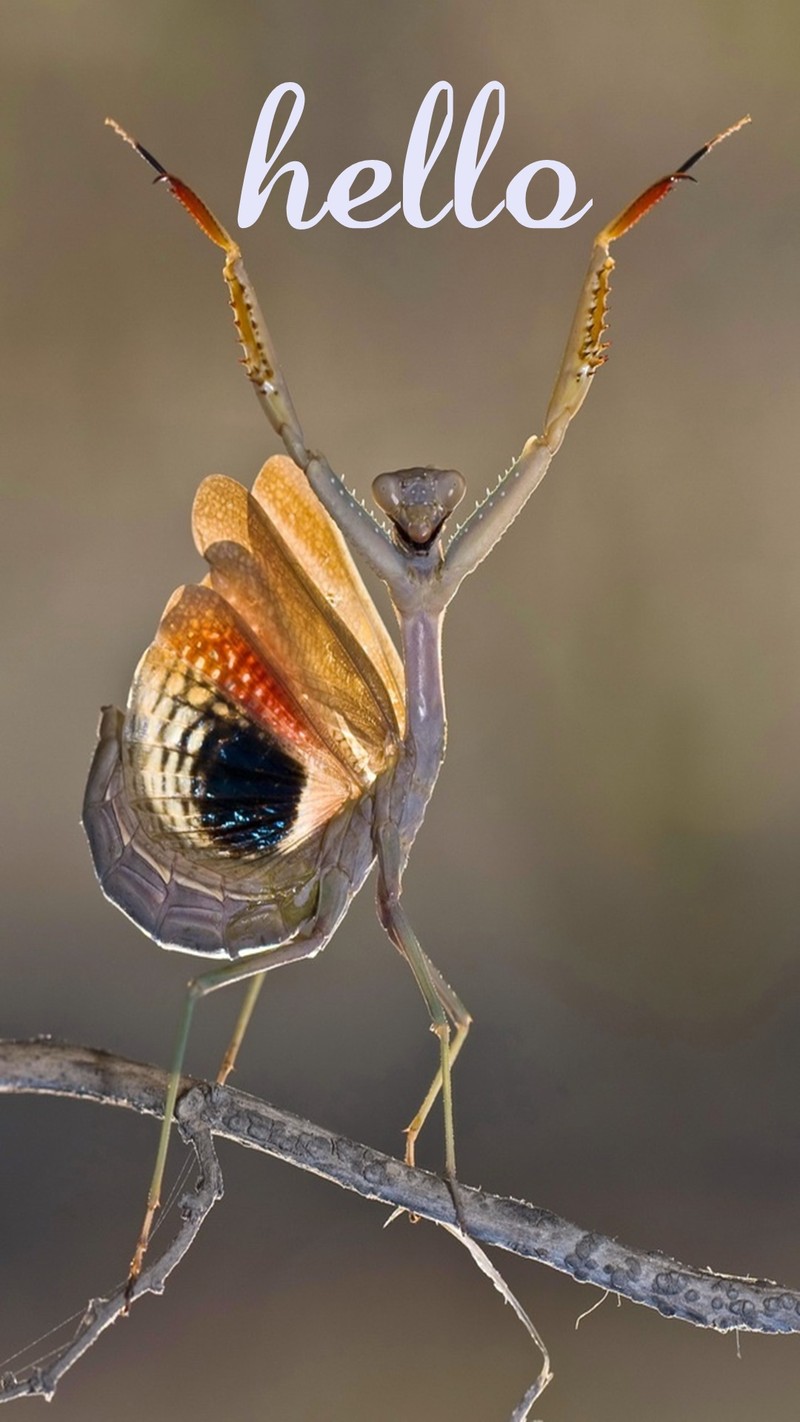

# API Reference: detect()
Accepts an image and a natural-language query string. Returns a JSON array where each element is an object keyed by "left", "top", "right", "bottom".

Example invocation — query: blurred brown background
[{"left": 2, "top": 2, "right": 800, "bottom": 1418}]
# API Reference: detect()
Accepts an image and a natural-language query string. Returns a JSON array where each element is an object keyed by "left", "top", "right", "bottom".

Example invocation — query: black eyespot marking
[
  {"left": 126, "top": 673, "right": 309, "bottom": 860},
  {"left": 193, "top": 717, "right": 307, "bottom": 854}
]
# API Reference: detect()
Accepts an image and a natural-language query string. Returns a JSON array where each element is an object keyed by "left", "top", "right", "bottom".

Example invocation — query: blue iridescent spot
[{"left": 194, "top": 716, "right": 306, "bottom": 854}]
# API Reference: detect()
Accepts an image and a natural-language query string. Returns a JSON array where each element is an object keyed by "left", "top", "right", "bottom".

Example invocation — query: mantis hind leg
[
  {"left": 128, "top": 941, "right": 317, "bottom": 1293},
  {"left": 127, "top": 872, "right": 351, "bottom": 1294},
  {"left": 216, "top": 971, "right": 267, "bottom": 1086},
  {"left": 376, "top": 824, "right": 471, "bottom": 1181},
  {"left": 403, "top": 952, "right": 471, "bottom": 1170}
]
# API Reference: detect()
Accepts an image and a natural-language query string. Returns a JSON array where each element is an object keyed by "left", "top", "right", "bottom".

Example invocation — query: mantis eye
[{"left": 372, "top": 467, "right": 466, "bottom": 549}]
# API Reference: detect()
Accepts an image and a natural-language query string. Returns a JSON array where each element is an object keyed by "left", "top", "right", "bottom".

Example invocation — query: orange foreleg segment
[
  {"left": 543, "top": 115, "right": 750, "bottom": 450},
  {"left": 603, "top": 114, "right": 751, "bottom": 244},
  {"left": 105, "top": 118, "right": 303, "bottom": 446}
]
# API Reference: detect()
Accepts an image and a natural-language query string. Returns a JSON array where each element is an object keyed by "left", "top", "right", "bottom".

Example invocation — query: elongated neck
[
  {"left": 385, "top": 606, "right": 448, "bottom": 863},
  {"left": 401, "top": 606, "right": 446, "bottom": 770},
  {"left": 377, "top": 591, "right": 449, "bottom": 870}
]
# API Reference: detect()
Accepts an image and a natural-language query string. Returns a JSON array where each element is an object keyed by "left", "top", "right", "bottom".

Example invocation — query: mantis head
[{"left": 372, "top": 468, "right": 466, "bottom": 552}]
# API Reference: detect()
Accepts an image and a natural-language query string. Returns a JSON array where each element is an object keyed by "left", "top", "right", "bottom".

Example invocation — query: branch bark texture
[{"left": 1, "top": 1036, "right": 798, "bottom": 1401}]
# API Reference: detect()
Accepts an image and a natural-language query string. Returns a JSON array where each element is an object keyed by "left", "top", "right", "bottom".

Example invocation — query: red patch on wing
[{"left": 157, "top": 584, "right": 322, "bottom": 758}]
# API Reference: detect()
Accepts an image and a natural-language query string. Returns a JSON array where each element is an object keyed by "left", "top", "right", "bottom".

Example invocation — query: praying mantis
[{"left": 83, "top": 115, "right": 748, "bottom": 1297}]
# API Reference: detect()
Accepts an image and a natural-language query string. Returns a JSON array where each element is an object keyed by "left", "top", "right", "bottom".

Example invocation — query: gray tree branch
[{"left": 1, "top": 1038, "right": 798, "bottom": 1403}]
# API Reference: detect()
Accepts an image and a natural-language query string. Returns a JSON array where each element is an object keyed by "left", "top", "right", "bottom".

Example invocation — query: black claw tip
[
  {"left": 135, "top": 140, "right": 168, "bottom": 179},
  {"left": 677, "top": 144, "right": 709, "bottom": 175}
]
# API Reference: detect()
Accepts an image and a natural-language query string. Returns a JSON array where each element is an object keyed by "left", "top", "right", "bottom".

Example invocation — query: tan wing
[
  {"left": 192, "top": 470, "right": 404, "bottom": 784},
  {"left": 251, "top": 456, "right": 405, "bottom": 736}
]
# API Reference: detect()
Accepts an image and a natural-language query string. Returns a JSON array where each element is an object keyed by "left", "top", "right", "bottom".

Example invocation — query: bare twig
[
  {"left": 0, "top": 1048, "right": 223, "bottom": 1402},
  {"left": 1, "top": 1037, "right": 799, "bottom": 1402}
]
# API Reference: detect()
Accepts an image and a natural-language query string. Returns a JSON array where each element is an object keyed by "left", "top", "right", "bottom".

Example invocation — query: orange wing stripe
[{"left": 157, "top": 583, "right": 334, "bottom": 764}]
